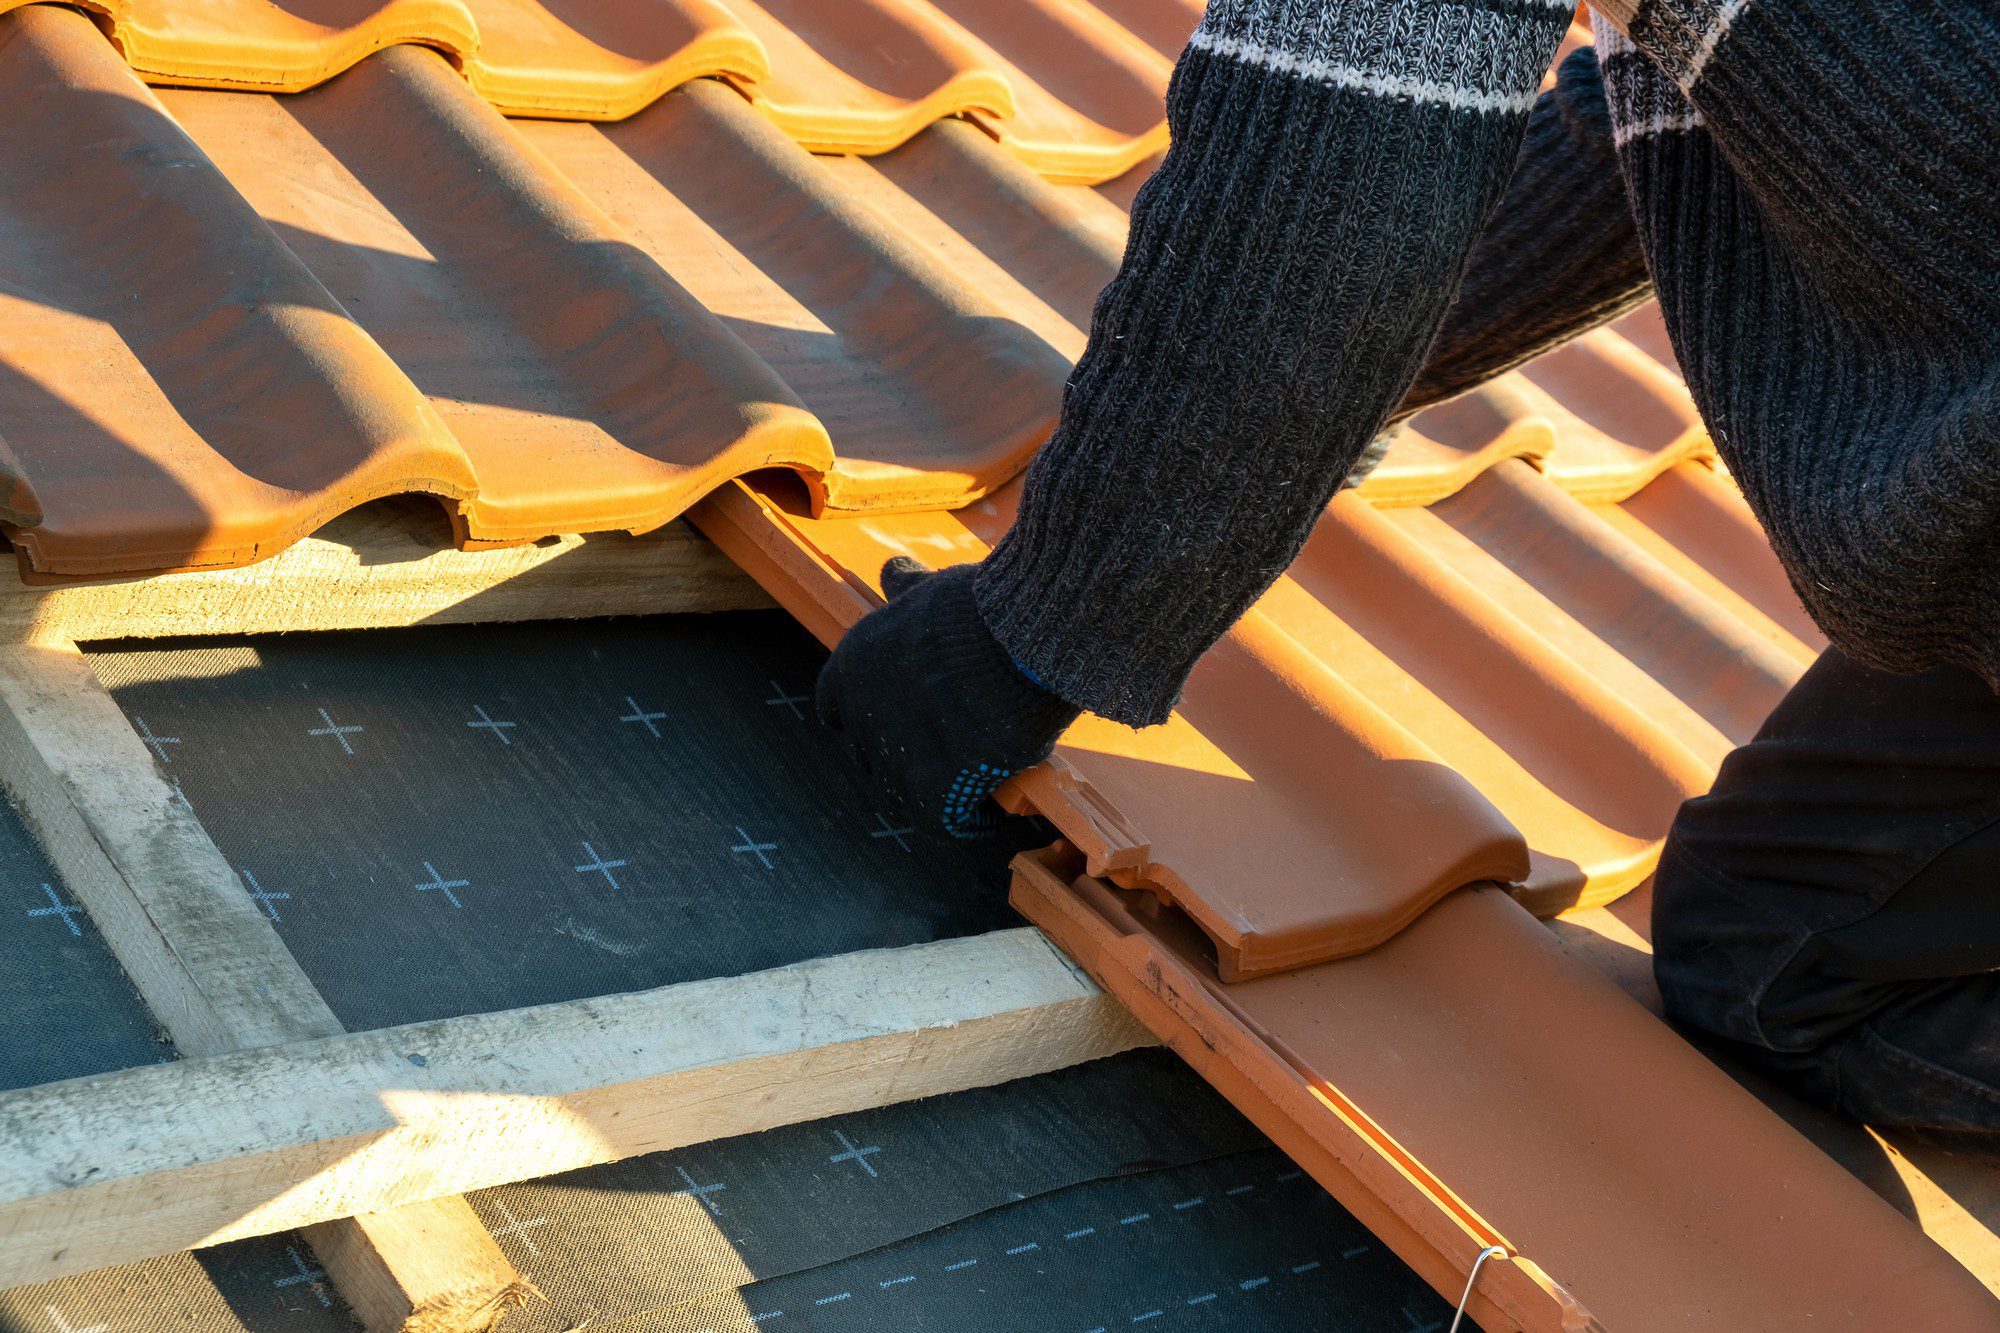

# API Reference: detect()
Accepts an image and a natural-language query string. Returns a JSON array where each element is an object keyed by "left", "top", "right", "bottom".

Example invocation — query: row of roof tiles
[
  {"left": 0, "top": 0, "right": 1184, "bottom": 173},
  {"left": 1, "top": 3, "right": 1683, "bottom": 585},
  {"left": 698, "top": 388, "right": 1815, "bottom": 978}
]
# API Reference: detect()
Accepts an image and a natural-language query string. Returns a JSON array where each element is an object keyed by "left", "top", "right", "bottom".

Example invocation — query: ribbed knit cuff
[
  {"left": 929, "top": 565, "right": 1081, "bottom": 735},
  {"left": 976, "top": 0, "right": 1569, "bottom": 726}
]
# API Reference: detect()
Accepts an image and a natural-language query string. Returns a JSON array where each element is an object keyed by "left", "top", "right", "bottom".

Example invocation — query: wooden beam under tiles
[
  {"left": 0, "top": 635, "right": 528, "bottom": 1332},
  {"left": 0, "top": 928, "right": 1150, "bottom": 1292},
  {"left": 0, "top": 498, "right": 772, "bottom": 644}
]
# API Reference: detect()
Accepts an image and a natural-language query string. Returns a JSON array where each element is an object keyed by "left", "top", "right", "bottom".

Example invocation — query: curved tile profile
[
  {"left": 462, "top": 0, "right": 767, "bottom": 118},
  {"left": 5, "top": 0, "right": 482, "bottom": 91},
  {"left": 5, "top": 0, "right": 1171, "bottom": 180},
  {"left": 1614, "top": 460, "right": 1827, "bottom": 650},
  {"left": 1516, "top": 325, "right": 1714, "bottom": 500},
  {"left": 1, "top": 0, "right": 765, "bottom": 111},
  {"left": 1015, "top": 848, "right": 2000, "bottom": 1332},
  {"left": 840, "top": 119, "right": 1129, "bottom": 343},
  {"left": 692, "top": 352, "right": 1812, "bottom": 954},
  {"left": 0, "top": 10, "right": 845, "bottom": 579},
  {"left": 724, "top": 0, "right": 1012, "bottom": 154},
  {"left": 1355, "top": 377, "right": 1557, "bottom": 508},
  {"left": 521, "top": 81, "right": 1070, "bottom": 513},
  {"left": 938, "top": 0, "right": 1175, "bottom": 183},
  {"left": 0, "top": 6, "right": 475, "bottom": 578},
  {"left": 165, "top": 44, "right": 831, "bottom": 548},
  {"left": 1433, "top": 461, "right": 1806, "bottom": 745}
]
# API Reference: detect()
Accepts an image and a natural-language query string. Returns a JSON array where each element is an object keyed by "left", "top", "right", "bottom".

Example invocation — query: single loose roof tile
[
  {"left": 698, "top": 476, "right": 1531, "bottom": 978},
  {"left": 695, "top": 437, "right": 1808, "bottom": 969},
  {"left": 1013, "top": 847, "right": 2000, "bottom": 1330}
]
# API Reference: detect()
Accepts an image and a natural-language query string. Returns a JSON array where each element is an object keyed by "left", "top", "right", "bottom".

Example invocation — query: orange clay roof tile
[
  {"left": 0, "top": 5, "right": 1086, "bottom": 577},
  {"left": 692, "top": 443, "right": 1807, "bottom": 971},
  {"left": 1013, "top": 848, "right": 2000, "bottom": 1330},
  {"left": 0, "top": 0, "right": 1173, "bottom": 169},
  {"left": 515, "top": 88, "right": 1071, "bottom": 513},
  {"left": 0, "top": 0, "right": 768, "bottom": 110},
  {"left": 1086, "top": 0, "right": 1204, "bottom": 63},
  {"left": 0, "top": 8, "right": 480, "bottom": 577},
  {"left": 720, "top": 0, "right": 1014, "bottom": 155},
  {"left": 936, "top": 0, "right": 1174, "bottom": 183}
]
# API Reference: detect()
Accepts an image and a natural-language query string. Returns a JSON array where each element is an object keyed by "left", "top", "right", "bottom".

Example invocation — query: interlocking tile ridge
[{"left": 0, "top": 0, "right": 1181, "bottom": 177}]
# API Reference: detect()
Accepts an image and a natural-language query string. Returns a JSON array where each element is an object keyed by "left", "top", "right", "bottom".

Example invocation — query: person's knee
[{"left": 1651, "top": 822, "right": 1814, "bottom": 1053}]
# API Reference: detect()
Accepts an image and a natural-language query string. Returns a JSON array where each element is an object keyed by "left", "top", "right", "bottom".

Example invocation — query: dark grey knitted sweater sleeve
[
  {"left": 1347, "top": 42, "right": 1652, "bottom": 484},
  {"left": 1600, "top": 1, "right": 2000, "bottom": 689},
  {"left": 974, "top": 0, "right": 1574, "bottom": 726},
  {"left": 1400, "top": 43, "right": 1651, "bottom": 421}
]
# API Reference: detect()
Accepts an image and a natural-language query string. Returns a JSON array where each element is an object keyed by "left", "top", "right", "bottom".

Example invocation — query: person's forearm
[
  {"left": 1399, "top": 44, "right": 1653, "bottom": 421},
  {"left": 975, "top": 0, "right": 1572, "bottom": 726},
  {"left": 1347, "top": 43, "right": 1652, "bottom": 486}
]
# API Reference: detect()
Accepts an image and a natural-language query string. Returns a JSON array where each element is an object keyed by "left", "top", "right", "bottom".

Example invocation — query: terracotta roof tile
[
  {"left": 723, "top": 0, "right": 1013, "bottom": 154},
  {"left": 0, "top": 5, "right": 1097, "bottom": 577},
  {"left": 935, "top": 0, "right": 1174, "bottom": 183},
  {"left": 0, "top": 0, "right": 1171, "bottom": 168},
  {"left": 0, "top": 0, "right": 766, "bottom": 109},
  {"left": 0, "top": 9, "right": 477, "bottom": 577},
  {"left": 1014, "top": 848, "right": 2000, "bottom": 1329},
  {"left": 695, "top": 438, "right": 1804, "bottom": 973},
  {"left": 518, "top": 87, "right": 1072, "bottom": 512}
]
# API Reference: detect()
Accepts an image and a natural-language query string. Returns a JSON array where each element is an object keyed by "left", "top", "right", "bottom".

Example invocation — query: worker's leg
[{"left": 1653, "top": 648, "right": 2000, "bottom": 1154}]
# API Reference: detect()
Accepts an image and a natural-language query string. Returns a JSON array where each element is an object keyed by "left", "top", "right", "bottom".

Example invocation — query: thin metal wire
[{"left": 1449, "top": 1245, "right": 1509, "bottom": 1333}]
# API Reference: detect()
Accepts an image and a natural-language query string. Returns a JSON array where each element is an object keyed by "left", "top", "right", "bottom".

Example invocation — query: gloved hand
[{"left": 816, "top": 557, "right": 1080, "bottom": 838}]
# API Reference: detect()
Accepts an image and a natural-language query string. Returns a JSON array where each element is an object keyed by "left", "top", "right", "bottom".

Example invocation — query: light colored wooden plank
[
  {"left": 0, "top": 928, "right": 1149, "bottom": 1290},
  {"left": 0, "top": 635, "right": 523, "bottom": 1329},
  {"left": 0, "top": 635, "right": 337, "bottom": 1054},
  {"left": 306, "top": 1198, "right": 529, "bottom": 1333},
  {"left": 0, "top": 500, "right": 770, "bottom": 643}
]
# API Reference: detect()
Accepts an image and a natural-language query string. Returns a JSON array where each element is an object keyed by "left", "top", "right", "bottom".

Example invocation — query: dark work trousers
[{"left": 1654, "top": 647, "right": 2000, "bottom": 1156}]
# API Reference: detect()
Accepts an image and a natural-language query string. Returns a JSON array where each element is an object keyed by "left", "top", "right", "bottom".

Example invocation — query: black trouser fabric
[{"left": 1654, "top": 648, "right": 2000, "bottom": 1155}]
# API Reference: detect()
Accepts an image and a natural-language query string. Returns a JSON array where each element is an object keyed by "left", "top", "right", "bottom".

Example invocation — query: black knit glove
[{"left": 816, "top": 558, "right": 1081, "bottom": 839}]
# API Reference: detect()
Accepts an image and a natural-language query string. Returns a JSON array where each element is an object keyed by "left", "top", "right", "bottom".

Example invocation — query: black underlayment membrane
[
  {"left": 0, "top": 796, "right": 169, "bottom": 1092},
  {"left": 0, "top": 615, "right": 1453, "bottom": 1332}
]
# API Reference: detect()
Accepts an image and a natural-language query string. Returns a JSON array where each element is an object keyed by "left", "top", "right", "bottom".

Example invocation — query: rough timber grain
[
  {"left": 0, "top": 929, "right": 1149, "bottom": 1289},
  {"left": 0, "top": 501, "right": 769, "bottom": 644},
  {"left": 0, "top": 633, "right": 526, "bottom": 1331}
]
